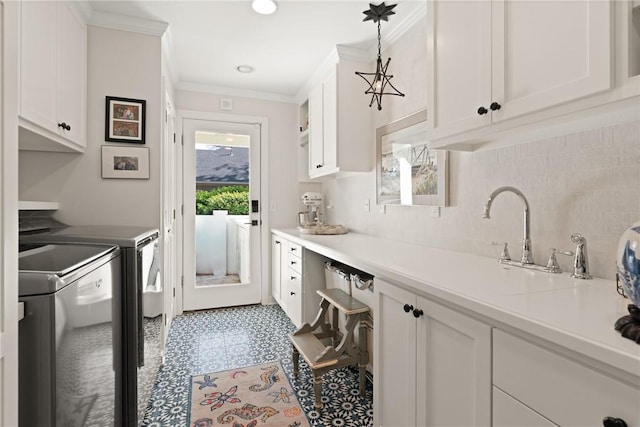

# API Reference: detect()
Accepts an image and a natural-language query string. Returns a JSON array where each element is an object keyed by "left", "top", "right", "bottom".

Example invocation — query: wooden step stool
[{"left": 288, "top": 288, "right": 370, "bottom": 409}]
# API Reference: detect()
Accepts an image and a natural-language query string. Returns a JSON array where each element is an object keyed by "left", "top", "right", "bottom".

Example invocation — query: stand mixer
[
  {"left": 299, "top": 192, "right": 323, "bottom": 226},
  {"left": 298, "top": 192, "right": 348, "bottom": 235}
]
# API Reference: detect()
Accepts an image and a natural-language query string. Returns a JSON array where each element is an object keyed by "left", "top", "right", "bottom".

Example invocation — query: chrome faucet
[
  {"left": 570, "top": 233, "right": 592, "bottom": 279},
  {"left": 482, "top": 186, "right": 534, "bottom": 265}
]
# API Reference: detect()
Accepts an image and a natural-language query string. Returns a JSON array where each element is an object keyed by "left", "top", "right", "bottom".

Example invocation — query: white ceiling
[{"left": 89, "top": 1, "right": 426, "bottom": 101}]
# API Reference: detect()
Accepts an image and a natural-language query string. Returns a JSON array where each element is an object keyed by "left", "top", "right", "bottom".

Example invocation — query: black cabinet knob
[
  {"left": 403, "top": 304, "right": 413, "bottom": 313},
  {"left": 57, "top": 122, "right": 71, "bottom": 131},
  {"left": 603, "top": 417, "right": 628, "bottom": 427},
  {"left": 316, "top": 164, "right": 323, "bottom": 169},
  {"left": 413, "top": 308, "right": 424, "bottom": 318},
  {"left": 290, "top": 291, "right": 295, "bottom": 296},
  {"left": 290, "top": 260, "right": 296, "bottom": 265},
  {"left": 290, "top": 276, "right": 296, "bottom": 280},
  {"left": 477, "top": 106, "right": 488, "bottom": 115},
  {"left": 275, "top": 240, "right": 280, "bottom": 244},
  {"left": 490, "top": 102, "right": 501, "bottom": 111}
]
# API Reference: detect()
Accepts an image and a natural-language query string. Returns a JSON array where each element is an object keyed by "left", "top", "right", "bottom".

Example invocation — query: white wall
[
  {"left": 323, "top": 16, "right": 640, "bottom": 280},
  {"left": 18, "top": 26, "right": 162, "bottom": 228}
]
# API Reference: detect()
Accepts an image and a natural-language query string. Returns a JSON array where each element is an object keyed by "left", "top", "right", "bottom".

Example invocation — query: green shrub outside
[{"left": 196, "top": 186, "right": 249, "bottom": 215}]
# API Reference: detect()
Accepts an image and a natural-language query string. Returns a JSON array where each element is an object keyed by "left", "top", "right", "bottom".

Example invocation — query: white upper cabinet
[
  {"left": 427, "top": 0, "right": 614, "bottom": 147},
  {"left": 19, "top": 1, "right": 87, "bottom": 152},
  {"left": 305, "top": 47, "right": 371, "bottom": 179}
]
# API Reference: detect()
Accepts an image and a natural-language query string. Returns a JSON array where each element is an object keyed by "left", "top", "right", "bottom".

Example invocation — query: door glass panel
[{"left": 194, "top": 131, "right": 250, "bottom": 288}]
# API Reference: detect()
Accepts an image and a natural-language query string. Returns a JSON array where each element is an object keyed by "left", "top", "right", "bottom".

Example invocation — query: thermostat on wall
[{"left": 220, "top": 98, "right": 233, "bottom": 111}]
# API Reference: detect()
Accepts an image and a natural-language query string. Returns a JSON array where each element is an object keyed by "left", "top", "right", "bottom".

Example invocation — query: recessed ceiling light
[
  {"left": 251, "top": 0, "right": 277, "bottom": 15},
  {"left": 236, "top": 65, "right": 255, "bottom": 73}
]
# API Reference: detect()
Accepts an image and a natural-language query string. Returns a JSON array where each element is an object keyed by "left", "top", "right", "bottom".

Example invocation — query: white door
[
  {"left": 161, "top": 95, "right": 176, "bottom": 344},
  {"left": 415, "top": 296, "right": 491, "bottom": 426},
  {"left": 2, "top": 1, "right": 20, "bottom": 424},
  {"left": 182, "top": 118, "right": 261, "bottom": 310},
  {"left": 373, "top": 279, "right": 417, "bottom": 426},
  {"left": 427, "top": 0, "right": 492, "bottom": 139},
  {"left": 491, "top": 0, "right": 611, "bottom": 122}
]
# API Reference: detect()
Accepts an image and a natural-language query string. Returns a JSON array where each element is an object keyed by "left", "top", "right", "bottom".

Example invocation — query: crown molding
[
  {"left": 88, "top": 10, "right": 168, "bottom": 37},
  {"left": 176, "top": 82, "right": 296, "bottom": 104},
  {"left": 384, "top": 2, "right": 427, "bottom": 48}
]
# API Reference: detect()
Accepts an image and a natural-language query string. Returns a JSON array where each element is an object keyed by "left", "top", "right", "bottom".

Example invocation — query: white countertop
[{"left": 272, "top": 228, "right": 640, "bottom": 379}]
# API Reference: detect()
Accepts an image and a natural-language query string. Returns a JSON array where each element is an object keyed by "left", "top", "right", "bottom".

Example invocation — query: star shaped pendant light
[{"left": 355, "top": 2, "right": 405, "bottom": 111}]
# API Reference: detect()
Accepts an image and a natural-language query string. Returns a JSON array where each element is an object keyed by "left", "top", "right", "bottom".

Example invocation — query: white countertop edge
[
  {"left": 272, "top": 228, "right": 640, "bottom": 381},
  {"left": 18, "top": 200, "right": 60, "bottom": 210}
]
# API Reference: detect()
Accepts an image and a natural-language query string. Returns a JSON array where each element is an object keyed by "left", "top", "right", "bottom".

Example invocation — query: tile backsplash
[{"left": 323, "top": 120, "right": 640, "bottom": 281}]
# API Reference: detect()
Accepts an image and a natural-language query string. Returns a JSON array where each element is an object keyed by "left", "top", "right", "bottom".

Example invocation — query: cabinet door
[
  {"left": 373, "top": 279, "right": 417, "bottom": 427},
  {"left": 308, "top": 84, "right": 324, "bottom": 174},
  {"left": 55, "top": 2, "right": 86, "bottom": 147},
  {"left": 20, "top": 1, "right": 57, "bottom": 130},
  {"left": 415, "top": 297, "right": 491, "bottom": 427},
  {"left": 321, "top": 70, "right": 337, "bottom": 172},
  {"left": 271, "top": 236, "right": 282, "bottom": 304},
  {"left": 491, "top": 0, "right": 611, "bottom": 122},
  {"left": 427, "top": 0, "right": 492, "bottom": 139}
]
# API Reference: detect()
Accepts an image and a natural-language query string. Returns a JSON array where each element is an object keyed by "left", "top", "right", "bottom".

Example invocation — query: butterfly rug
[{"left": 188, "top": 361, "right": 310, "bottom": 427}]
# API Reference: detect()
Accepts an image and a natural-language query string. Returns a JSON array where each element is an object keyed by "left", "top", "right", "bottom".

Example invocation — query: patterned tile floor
[{"left": 141, "top": 304, "right": 373, "bottom": 426}]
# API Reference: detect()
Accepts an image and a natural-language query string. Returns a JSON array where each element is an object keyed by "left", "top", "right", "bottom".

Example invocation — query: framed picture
[
  {"left": 105, "top": 96, "right": 146, "bottom": 143},
  {"left": 376, "top": 108, "right": 449, "bottom": 206},
  {"left": 101, "top": 145, "right": 150, "bottom": 179}
]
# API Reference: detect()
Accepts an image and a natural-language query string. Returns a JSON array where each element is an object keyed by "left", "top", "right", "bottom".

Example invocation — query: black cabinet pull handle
[
  {"left": 490, "top": 102, "right": 501, "bottom": 111},
  {"left": 477, "top": 106, "right": 488, "bottom": 115},
  {"left": 413, "top": 308, "right": 424, "bottom": 318},
  {"left": 403, "top": 304, "right": 413, "bottom": 313},
  {"left": 603, "top": 417, "right": 628, "bottom": 427},
  {"left": 57, "top": 122, "right": 71, "bottom": 131}
]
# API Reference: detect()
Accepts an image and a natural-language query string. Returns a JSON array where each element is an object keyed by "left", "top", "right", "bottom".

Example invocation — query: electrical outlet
[
  {"left": 364, "top": 198, "right": 370, "bottom": 212},
  {"left": 430, "top": 206, "right": 440, "bottom": 218}
]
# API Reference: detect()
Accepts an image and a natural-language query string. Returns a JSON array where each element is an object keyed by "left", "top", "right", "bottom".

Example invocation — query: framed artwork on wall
[
  {"left": 376, "top": 108, "right": 449, "bottom": 206},
  {"left": 105, "top": 96, "right": 146, "bottom": 143},
  {"left": 101, "top": 145, "right": 150, "bottom": 179}
]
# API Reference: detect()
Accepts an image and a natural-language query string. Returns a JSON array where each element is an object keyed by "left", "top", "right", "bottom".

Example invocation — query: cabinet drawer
[
  {"left": 286, "top": 269, "right": 302, "bottom": 289},
  {"left": 286, "top": 271, "right": 302, "bottom": 326},
  {"left": 493, "top": 329, "right": 640, "bottom": 427},
  {"left": 493, "top": 386, "right": 557, "bottom": 427},
  {"left": 286, "top": 251, "right": 302, "bottom": 274},
  {"left": 287, "top": 241, "right": 302, "bottom": 258}
]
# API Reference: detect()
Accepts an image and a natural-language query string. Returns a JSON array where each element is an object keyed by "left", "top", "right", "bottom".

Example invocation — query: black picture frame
[{"left": 105, "top": 96, "right": 146, "bottom": 144}]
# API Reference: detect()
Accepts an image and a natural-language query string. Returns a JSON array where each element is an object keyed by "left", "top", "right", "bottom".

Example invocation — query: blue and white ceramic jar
[
  {"left": 615, "top": 221, "right": 640, "bottom": 343},
  {"left": 617, "top": 222, "right": 640, "bottom": 308}
]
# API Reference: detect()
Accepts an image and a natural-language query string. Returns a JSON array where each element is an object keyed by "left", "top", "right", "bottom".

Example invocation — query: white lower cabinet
[
  {"left": 270, "top": 233, "right": 325, "bottom": 327},
  {"left": 374, "top": 279, "right": 491, "bottom": 426},
  {"left": 493, "top": 329, "right": 640, "bottom": 427}
]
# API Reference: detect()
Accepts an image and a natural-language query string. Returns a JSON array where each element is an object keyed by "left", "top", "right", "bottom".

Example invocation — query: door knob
[
  {"left": 477, "top": 106, "right": 488, "bottom": 115},
  {"left": 490, "top": 102, "right": 501, "bottom": 111}
]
